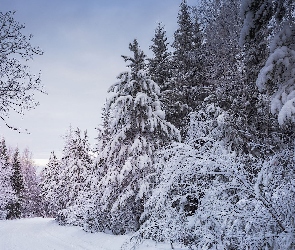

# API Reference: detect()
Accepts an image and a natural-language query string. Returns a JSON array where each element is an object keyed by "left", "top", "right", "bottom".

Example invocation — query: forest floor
[{"left": 0, "top": 217, "right": 185, "bottom": 250}]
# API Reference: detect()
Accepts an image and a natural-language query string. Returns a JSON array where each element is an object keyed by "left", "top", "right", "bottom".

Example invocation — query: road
[
  {"left": 0, "top": 217, "right": 127, "bottom": 250},
  {"left": 0, "top": 217, "right": 178, "bottom": 250}
]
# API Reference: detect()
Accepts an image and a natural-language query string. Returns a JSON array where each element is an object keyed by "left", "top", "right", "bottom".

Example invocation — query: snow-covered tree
[
  {"left": 85, "top": 39, "right": 180, "bottom": 234},
  {"left": 127, "top": 102, "right": 295, "bottom": 249},
  {"left": 172, "top": 0, "right": 197, "bottom": 75},
  {"left": 0, "top": 138, "right": 14, "bottom": 219},
  {"left": 20, "top": 148, "right": 41, "bottom": 217},
  {"left": 40, "top": 151, "right": 61, "bottom": 217},
  {"left": 148, "top": 23, "right": 171, "bottom": 91},
  {"left": 56, "top": 128, "right": 93, "bottom": 224},
  {"left": 252, "top": 1, "right": 295, "bottom": 126},
  {"left": 166, "top": 0, "right": 205, "bottom": 137},
  {"left": 198, "top": 0, "right": 279, "bottom": 163},
  {"left": 226, "top": 147, "right": 295, "bottom": 249},
  {"left": 125, "top": 104, "right": 233, "bottom": 249},
  {"left": 259, "top": 23, "right": 295, "bottom": 126},
  {"left": 6, "top": 149, "right": 24, "bottom": 219},
  {"left": 0, "top": 141, "right": 40, "bottom": 219}
]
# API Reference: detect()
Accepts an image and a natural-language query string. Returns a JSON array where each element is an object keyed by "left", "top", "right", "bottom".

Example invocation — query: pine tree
[
  {"left": 6, "top": 149, "right": 24, "bottom": 219},
  {"left": 40, "top": 151, "right": 61, "bottom": 217},
  {"left": 20, "top": 148, "right": 41, "bottom": 217},
  {"left": 198, "top": 0, "right": 278, "bottom": 167},
  {"left": 54, "top": 126, "right": 75, "bottom": 211},
  {"left": 57, "top": 128, "right": 93, "bottom": 224},
  {"left": 172, "top": 0, "right": 196, "bottom": 75},
  {"left": 253, "top": 0, "right": 295, "bottom": 127},
  {"left": 41, "top": 127, "right": 95, "bottom": 225},
  {"left": 126, "top": 104, "right": 237, "bottom": 249},
  {"left": 166, "top": 0, "right": 205, "bottom": 137},
  {"left": 85, "top": 39, "right": 180, "bottom": 234},
  {"left": 239, "top": 0, "right": 276, "bottom": 156},
  {"left": 148, "top": 23, "right": 171, "bottom": 91},
  {"left": 0, "top": 138, "right": 14, "bottom": 219}
]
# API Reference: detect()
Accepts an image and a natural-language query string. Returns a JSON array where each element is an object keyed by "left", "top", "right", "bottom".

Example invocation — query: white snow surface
[{"left": 0, "top": 217, "right": 183, "bottom": 250}]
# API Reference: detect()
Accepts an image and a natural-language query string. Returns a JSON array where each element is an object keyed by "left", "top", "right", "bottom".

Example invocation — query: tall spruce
[
  {"left": 47, "top": 127, "right": 93, "bottom": 214},
  {"left": 40, "top": 151, "right": 61, "bottom": 217},
  {"left": 172, "top": 0, "right": 196, "bottom": 75},
  {"left": 56, "top": 128, "right": 93, "bottom": 223},
  {"left": 20, "top": 149, "right": 41, "bottom": 217},
  {"left": 167, "top": 0, "right": 205, "bottom": 138},
  {"left": 0, "top": 138, "right": 14, "bottom": 219},
  {"left": 7, "top": 149, "right": 24, "bottom": 219},
  {"left": 239, "top": 0, "right": 277, "bottom": 158},
  {"left": 85, "top": 39, "right": 180, "bottom": 234},
  {"left": 148, "top": 23, "right": 171, "bottom": 91}
]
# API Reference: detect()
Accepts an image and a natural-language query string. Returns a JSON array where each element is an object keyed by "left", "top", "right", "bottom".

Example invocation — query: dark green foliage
[
  {"left": 148, "top": 23, "right": 172, "bottom": 90},
  {"left": 0, "top": 138, "right": 14, "bottom": 219},
  {"left": 164, "top": 0, "right": 206, "bottom": 138},
  {"left": 7, "top": 149, "right": 24, "bottom": 219},
  {"left": 6, "top": 201, "right": 21, "bottom": 220},
  {"left": 172, "top": 0, "right": 197, "bottom": 74},
  {"left": 122, "top": 39, "right": 146, "bottom": 79},
  {"left": 0, "top": 139, "right": 10, "bottom": 168},
  {"left": 11, "top": 150, "right": 24, "bottom": 196}
]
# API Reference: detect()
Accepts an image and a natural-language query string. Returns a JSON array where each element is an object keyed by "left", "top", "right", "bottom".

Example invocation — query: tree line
[{"left": 0, "top": 138, "right": 41, "bottom": 219}]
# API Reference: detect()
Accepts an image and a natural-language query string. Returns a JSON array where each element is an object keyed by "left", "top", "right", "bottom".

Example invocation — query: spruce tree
[
  {"left": 20, "top": 148, "right": 41, "bottom": 217},
  {"left": 54, "top": 126, "right": 75, "bottom": 210},
  {"left": 167, "top": 0, "right": 205, "bottom": 137},
  {"left": 6, "top": 149, "right": 24, "bottom": 219},
  {"left": 41, "top": 127, "right": 94, "bottom": 224},
  {"left": 86, "top": 39, "right": 180, "bottom": 234},
  {"left": 40, "top": 151, "right": 61, "bottom": 217},
  {"left": 58, "top": 128, "right": 93, "bottom": 211},
  {"left": 0, "top": 138, "right": 14, "bottom": 219},
  {"left": 172, "top": 0, "right": 198, "bottom": 72},
  {"left": 231, "top": 0, "right": 295, "bottom": 170},
  {"left": 148, "top": 23, "right": 171, "bottom": 91},
  {"left": 253, "top": 0, "right": 295, "bottom": 127}
]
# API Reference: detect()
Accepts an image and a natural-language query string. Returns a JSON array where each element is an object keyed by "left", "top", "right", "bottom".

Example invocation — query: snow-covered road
[
  {"left": 0, "top": 217, "right": 179, "bottom": 250},
  {"left": 0, "top": 217, "right": 128, "bottom": 250}
]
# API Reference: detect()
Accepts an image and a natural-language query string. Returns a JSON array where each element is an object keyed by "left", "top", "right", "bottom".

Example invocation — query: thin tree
[{"left": 0, "top": 11, "right": 44, "bottom": 130}]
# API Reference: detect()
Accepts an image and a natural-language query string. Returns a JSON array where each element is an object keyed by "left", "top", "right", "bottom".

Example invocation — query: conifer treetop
[{"left": 121, "top": 39, "right": 146, "bottom": 78}]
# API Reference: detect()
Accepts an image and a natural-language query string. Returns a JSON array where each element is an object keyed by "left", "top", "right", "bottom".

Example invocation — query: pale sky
[{"left": 1, "top": 0, "right": 199, "bottom": 165}]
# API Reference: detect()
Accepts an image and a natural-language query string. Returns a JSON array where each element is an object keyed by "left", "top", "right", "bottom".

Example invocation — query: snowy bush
[
  {"left": 125, "top": 106, "right": 240, "bottom": 249},
  {"left": 123, "top": 103, "right": 295, "bottom": 249},
  {"left": 57, "top": 205, "right": 86, "bottom": 227}
]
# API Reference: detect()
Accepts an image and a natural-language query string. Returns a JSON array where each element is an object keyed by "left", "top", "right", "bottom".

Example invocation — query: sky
[{"left": 1, "top": 0, "right": 199, "bottom": 166}]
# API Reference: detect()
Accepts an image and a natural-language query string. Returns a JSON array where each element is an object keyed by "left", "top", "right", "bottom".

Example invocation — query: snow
[
  {"left": 0, "top": 217, "right": 182, "bottom": 250},
  {"left": 278, "top": 98, "right": 295, "bottom": 125}
]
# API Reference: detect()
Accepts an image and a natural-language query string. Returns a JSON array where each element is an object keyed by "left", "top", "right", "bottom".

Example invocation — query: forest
[{"left": 1, "top": 0, "right": 295, "bottom": 249}]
